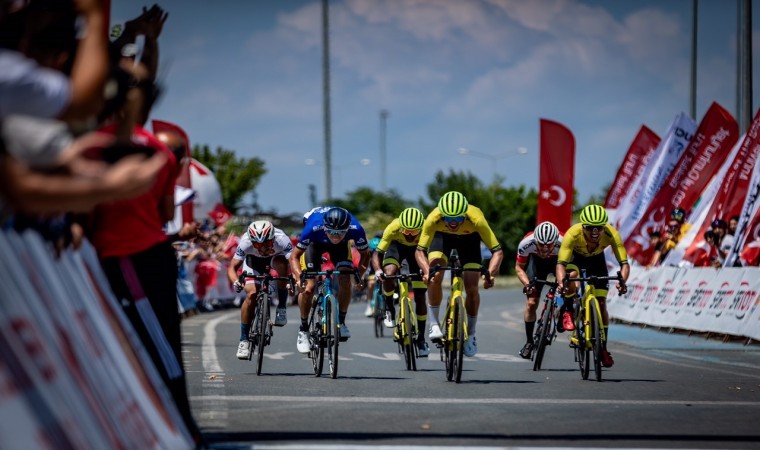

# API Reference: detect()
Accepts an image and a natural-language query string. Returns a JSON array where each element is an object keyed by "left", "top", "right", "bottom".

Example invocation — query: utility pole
[
  {"left": 321, "top": 0, "right": 332, "bottom": 201},
  {"left": 379, "top": 109, "right": 389, "bottom": 191},
  {"left": 738, "top": 0, "right": 753, "bottom": 131},
  {"left": 689, "top": 0, "right": 697, "bottom": 120}
]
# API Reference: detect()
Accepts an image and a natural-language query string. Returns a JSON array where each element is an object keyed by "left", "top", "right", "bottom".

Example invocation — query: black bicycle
[
  {"left": 529, "top": 277, "right": 559, "bottom": 371},
  {"left": 238, "top": 271, "right": 294, "bottom": 375}
]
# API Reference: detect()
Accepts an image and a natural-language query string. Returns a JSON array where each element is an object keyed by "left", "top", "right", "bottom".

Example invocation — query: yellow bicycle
[
  {"left": 564, "top": 270, "right": 625, "bottom": 382},
  {"left": 383, "top": 272, "right": 419, "bottom": 371},
  {"left": 429, "top": 252, "right": 490, "bottom": 383}
]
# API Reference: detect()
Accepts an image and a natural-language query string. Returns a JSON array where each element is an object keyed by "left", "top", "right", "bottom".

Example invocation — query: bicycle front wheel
[
  {"left": 326, "top": 295, "right": 339, "bottom": 379},
  {"left": 374, "top": 292, "right": 384, "bottom": 338},
  {"left": 589, "top": 299, "right": 603, "bottom": 382},
  {"left": 401, "top": 298, "right": 416, "bottom": 371},
  {"left": 454, "top": 297, "right": 465, "bottom": 383},
  {"left": 532, "top": 298, "right": 552, "bottom": 371},
  {"left": 256, "top": 293, "right": 269, "bottom": 375},
  {"left": 308, "top": 296, "right": 323, "bottom": 376},
  {"left": 575, "top": 306, "right": 589, "bottom": 380}
]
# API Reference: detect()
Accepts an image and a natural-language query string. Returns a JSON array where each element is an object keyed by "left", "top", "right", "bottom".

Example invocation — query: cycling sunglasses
[
  {"left": 252, "top": 240, "right": 274, "bottom": 249},
  {"left": 583, "top": 225, "right": 604, "bottom": 232},
  {"left": 401, "top": 228, "right": 420, "bottom": 236},
  {"left": 325, "top": 229, "right": 348, "bottom": 236},
  {"left": 442, "top": 216, "right": 465, "bottom": 224}
]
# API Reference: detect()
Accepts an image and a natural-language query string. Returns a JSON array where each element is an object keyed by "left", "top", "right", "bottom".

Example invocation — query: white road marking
[{"left": 191, "top": 395, "right": 760, "bottom": 407}]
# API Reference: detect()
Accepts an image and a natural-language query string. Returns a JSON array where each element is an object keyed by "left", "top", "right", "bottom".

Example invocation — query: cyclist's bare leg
[
  {"left": 380, "top": 263, "right": 399, "bottom": 319},
  {"left": 463, "top": 271, "right": 480, "bottom": 335},
  {"left": 298, "top": 279, "right": 315, "bottom": 330},
  {"left": 337, "top": 270, "right": 352, "bottom": 320},
  {"left": 240, "top": 283, "right": 257, "bottom": 334},
  {"left": 271, "top": 255, "right": 290, "bottom": 307},
  {"left": 523, "top": 292, "right": 540, "bottom": 341},
  {"left": 426, "top": 256, "right": 445, "bottom": 325}
]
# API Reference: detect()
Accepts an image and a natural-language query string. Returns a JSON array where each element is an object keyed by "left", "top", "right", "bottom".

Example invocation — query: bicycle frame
[
  {"left": 239, "top": 271, "right": 293, "bottom": 376},
  {"left": 529, "top": 277, "right": 559, "bottom": 371},
  {"left": 301, "top": 269, "right": 360, "bottom": 379},
  {"left": 565, "top": 270, "right": 624, "bottom": 382},
  {"left": 429, "top": 256, "right": 490, "bottom": 384},
  {"left": 382, "top": 273, "right": 418, "bottom": 371}
]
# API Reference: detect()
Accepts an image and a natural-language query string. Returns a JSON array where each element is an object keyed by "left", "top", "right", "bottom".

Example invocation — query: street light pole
[
  {"left": 379, "top": 110, "right": 389, "bottom": 191},
  {"left": 321, "top": 0, "right": 332, "bottom": 201}
]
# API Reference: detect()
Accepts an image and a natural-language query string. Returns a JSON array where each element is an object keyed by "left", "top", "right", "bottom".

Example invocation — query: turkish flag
[
  {"left": 208, "top": 202, "right": 233, "bottom": 227},
  {"left": 538, "top": 119, "right": 575, "bottom": 231}
]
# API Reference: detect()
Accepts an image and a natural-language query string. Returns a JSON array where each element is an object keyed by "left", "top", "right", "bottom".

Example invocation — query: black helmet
[
  {"left": 711, "top": 218, "right": 728, "bottom": 229},
  {"left": 323, "top": 207, "right": 351, "bottom": 232},
  {"left": 671, "top": 207, "right": 686, "bottom": 222}
]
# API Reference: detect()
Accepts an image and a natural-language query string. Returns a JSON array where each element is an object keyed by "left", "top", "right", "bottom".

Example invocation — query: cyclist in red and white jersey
[
  {"left": 514, "top": 222, "right": 562, "bottom": 359},
  {"left": 227, "top": 220, "right": 293, "bottom": 360}
]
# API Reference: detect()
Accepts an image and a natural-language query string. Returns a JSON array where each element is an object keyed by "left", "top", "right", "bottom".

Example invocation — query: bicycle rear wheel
[
  {"left": 256, "top": 293, "right": 269, "bottom": 375},
  {"left": 589, "top": 299, "right": 603, "bottom": 382},
  {"left": 454, "top": 297, "right": 465, "bottom": 383},
  {"left": 326, "top": 295, "right": 339, "bottom": 379},
  {"left": 532, "top": 298, "right": 552, "bottom": 371},
  {"left": 308, "top": 296, "right": 324, "bottom": 376}
]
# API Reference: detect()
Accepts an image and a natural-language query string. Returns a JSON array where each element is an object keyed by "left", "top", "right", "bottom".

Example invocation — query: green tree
[
  {"left": 422, "top": 169, "right": 539, "bottom": 274},
  {"left": 191, "top": 144, "right": 266, "bottom": 214}
]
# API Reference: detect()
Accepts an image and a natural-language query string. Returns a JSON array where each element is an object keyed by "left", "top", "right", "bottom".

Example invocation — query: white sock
[{"left": 428, "top": 305, "right": 440, "bottom": 326}]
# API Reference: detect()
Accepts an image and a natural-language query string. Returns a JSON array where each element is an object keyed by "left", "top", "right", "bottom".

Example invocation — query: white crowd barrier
[
  {"left": 607, "top": 266, "right": 760, "bottom": 342},
  {"left": 0, "top": 230, "right": 193, "bottom": 449}
]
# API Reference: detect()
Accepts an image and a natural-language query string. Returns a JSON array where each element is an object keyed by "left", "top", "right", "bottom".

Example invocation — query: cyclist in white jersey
[
  {"left": 514, "top": 222, "right": 562, "bottom": 359},
  {"left": 228, "top": 220, "right": 294, "bottom": 360}
]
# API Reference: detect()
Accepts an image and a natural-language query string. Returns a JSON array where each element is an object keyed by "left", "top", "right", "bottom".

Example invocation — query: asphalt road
[{"left": 182, "top": 286, "right": 760, "bottom": 449}]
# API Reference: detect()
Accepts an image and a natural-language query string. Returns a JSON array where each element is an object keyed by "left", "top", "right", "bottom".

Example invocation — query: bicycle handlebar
[
  {"left": 380, "top": 272, "right": 421, "bottom": 282},
  {"left": 237, "top": 271, "right": 296, "bottom": 293},
  {"left": 428, "top": 264, "right": 492, "bottom": 284},
  {"left": 300, "top": 269, "right": 362, "bottom": 289},
  {"left": 529, "top": 277, "right": 559, "bottom": 289},
  {"left": 563, "top": 271, "right": 626, "bottom": 290}
]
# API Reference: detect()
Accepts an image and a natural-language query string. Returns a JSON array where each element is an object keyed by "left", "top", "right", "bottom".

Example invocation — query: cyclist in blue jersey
[{"left": 289, "top": 206, "right": 370, "bottom": 353}]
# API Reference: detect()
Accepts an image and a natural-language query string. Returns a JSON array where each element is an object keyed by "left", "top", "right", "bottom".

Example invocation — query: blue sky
[{"left": 111, "top": 0, "right": 760, "bottom": 217}]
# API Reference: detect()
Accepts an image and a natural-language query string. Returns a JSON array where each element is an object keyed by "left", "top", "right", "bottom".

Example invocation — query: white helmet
[
  {"left": 248, "top": 220, "right": 275, "bottom": 243},
  {"left": 534, "top": 221, "right": 559, "bottom": 245}
]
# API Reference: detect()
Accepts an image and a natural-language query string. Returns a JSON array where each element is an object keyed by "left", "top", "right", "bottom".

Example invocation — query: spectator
[
  {"left": 646, "top": 230, "right": 662, "bottom": 268},
  {"left": 728, "top": 215, "right": 739, "bottom": 237},
  {"left": 649, "top": 207, "right": 690, "bottom": 267}
]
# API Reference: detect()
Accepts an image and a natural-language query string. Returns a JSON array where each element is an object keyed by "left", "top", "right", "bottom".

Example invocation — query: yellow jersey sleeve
[
  {"left": 557, "top": 223, "right": 628, "bottom": 265},
  {"left": 416, "top": 205, "right": 501, "bottom": 252}
]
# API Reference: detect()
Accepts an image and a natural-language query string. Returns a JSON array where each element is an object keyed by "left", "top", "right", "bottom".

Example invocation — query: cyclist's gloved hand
[
  {"left": 233, "top": 281, "right": 244, "bottom": 293},
  {"left": 375, "top": 270, "right": 384, "bottom": 280},
  {"left": 522, "top": 284, "right": 535, "bottom": 295},
  {"left": 616, "top": 283, "right": 628, "bottom": 295}
]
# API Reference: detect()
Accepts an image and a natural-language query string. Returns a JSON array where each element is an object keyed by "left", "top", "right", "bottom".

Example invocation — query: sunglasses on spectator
[
  {"left": 401, "top": 228, "right": 420, "bottom": 236},
  {"left": 325, "top": 229, "right": 348, "bottom": 236},
  {"left": 443, "top": 216, "right": 465, "bottom": 224},
  {"left": 583, "top": 225, "right": 604, "bottom": 232}
]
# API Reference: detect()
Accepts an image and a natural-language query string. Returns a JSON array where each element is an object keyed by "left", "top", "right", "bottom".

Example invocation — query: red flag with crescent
[{"left": 538, "top": 119, "right": 575, "bottom": 231}]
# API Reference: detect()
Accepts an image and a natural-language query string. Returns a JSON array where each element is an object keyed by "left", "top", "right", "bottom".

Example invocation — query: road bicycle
[
  {"left": 300, "top": 269, "right": 360, "bottom": 379},
  {"left": 381, "top": 272, "right": 420, "bottom": 371},
  {"left": 429, "top": 252, "right": 491, "bottom": 383},
  {"left": 528, "top": 276, "right": 559, "bottom": 371},
  {"left": 238, "top": 271, "right": 294, "bottom": 375},
  {"left": 564, "top": 270, "right": 625, "bottom": 382},
  {"left": 370, "top": 281, "right": 385, "bottom": 338}
]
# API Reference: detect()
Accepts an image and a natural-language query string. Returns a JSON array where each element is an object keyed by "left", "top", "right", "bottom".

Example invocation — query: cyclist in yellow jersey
[
  {"left": 371, "top": 207, "right": 431, "bottom": 356},
  {"left": 555, "top": 204, "right": 629, "bottom": 368},
  {"left": 415, "top": 191, "right": 503, "bottom": 357}
]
